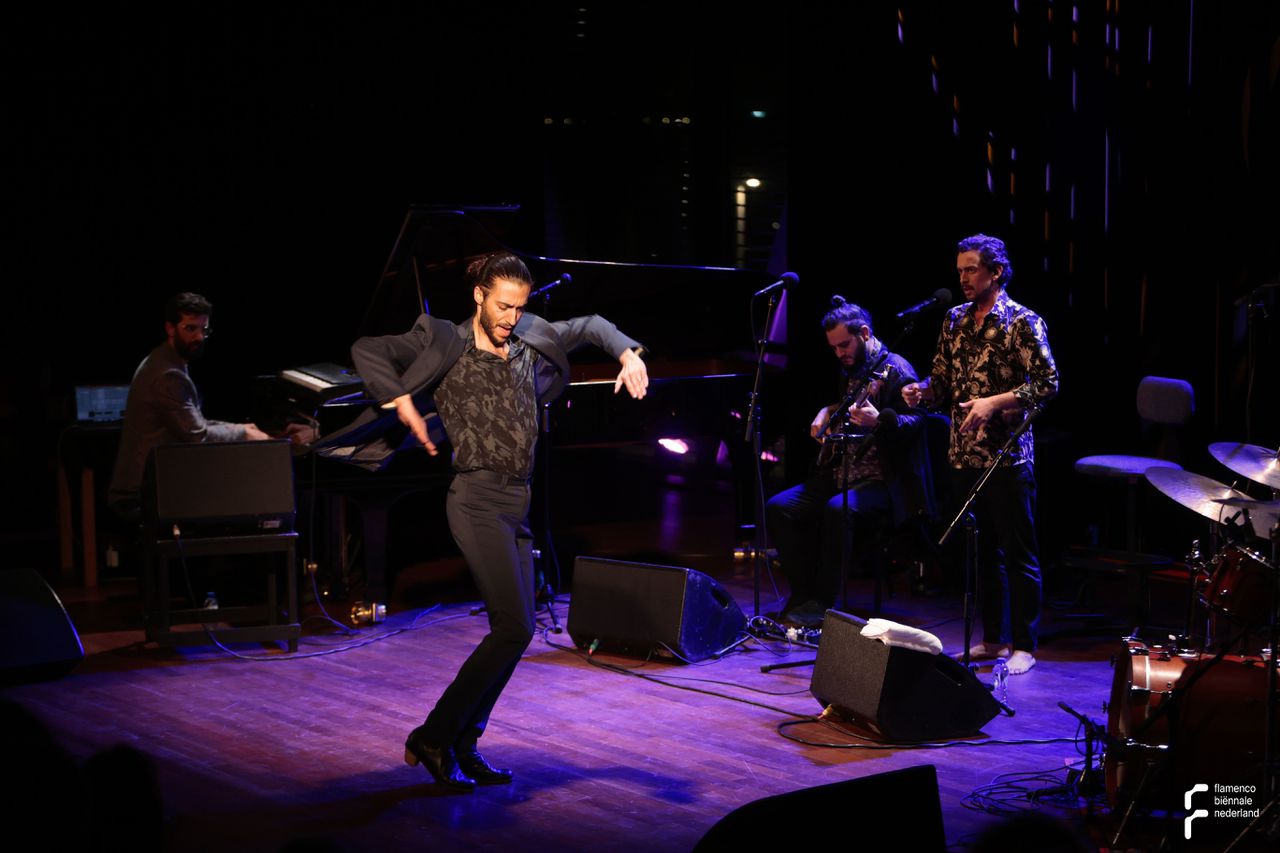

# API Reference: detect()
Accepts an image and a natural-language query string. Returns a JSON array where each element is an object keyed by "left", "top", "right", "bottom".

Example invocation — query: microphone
[
  {"left": 896, "top": 288, "right": 953, "bottom": 319},
  {"left": 530, "top": 273, "right": 572, "bottom": 299},
  {"left": 1233, "top": 281, "right": 1279, "bottom": 308},
  {"left": 754, "top": 272, "right": 799, "bottom": 297}
]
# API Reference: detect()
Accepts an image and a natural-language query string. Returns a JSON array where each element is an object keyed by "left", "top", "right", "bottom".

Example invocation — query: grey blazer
[{"left": 316, "top": 312, "right": 641, "bottom": 470}]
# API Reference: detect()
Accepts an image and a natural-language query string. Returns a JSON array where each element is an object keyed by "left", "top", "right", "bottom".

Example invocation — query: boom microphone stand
[
  {"left": 938, "top": 404, "right": 1043, "bottom": 668},
  {"left": 745, "top": 274, "right": 796, "bottom": 617}
]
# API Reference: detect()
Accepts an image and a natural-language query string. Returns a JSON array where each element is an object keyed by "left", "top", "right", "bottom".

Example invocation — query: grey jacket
[
  {"left": 316, "top": 311, "right": 641, "bottom": 470},
  {"left": 108, "top": 342, "right": 244, "bottom": 506}
]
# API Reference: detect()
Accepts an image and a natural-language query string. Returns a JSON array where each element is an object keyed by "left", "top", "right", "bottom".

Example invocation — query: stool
[{"left": 144, "top": 532, "right": 300, "bottom": 651}]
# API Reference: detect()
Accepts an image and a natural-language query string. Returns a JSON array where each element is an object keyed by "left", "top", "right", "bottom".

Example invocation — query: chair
[
  {"left": 142, "top": 440, "right": 301, "bottom": 651},
  {"left": 1074, "top": 376, "right": 1195, "bottom": 552},
  {"left": 1059, "top": 376, "right": 1195, "bottom": 632},
  {"left": 867, "top": 412, "right": 949, "bottom": 612}
]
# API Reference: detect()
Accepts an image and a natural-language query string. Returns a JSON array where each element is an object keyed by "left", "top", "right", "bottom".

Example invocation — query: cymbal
[
  {"left": 1210, "top": 442, "right": 1280, "bottom": 490},
  {"left": 1212, "top": 496, "right": 1280, "bottom": 510},
  {"left": 1144, "top": 467, "right": 1280, "bottom": 539}
]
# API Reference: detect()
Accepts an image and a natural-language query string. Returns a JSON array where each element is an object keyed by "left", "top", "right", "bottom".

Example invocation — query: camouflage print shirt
[
  {"left": 433, "top": 337, "right": 540, "bottom": 479},
  {"left": 927, "top": 289, "right": 1059, "bottom": 469}
]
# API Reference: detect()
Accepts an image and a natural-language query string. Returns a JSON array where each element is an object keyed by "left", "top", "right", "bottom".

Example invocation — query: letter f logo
[{"left": 1184, "top": 784, "right": 1209, "bottom": 839}]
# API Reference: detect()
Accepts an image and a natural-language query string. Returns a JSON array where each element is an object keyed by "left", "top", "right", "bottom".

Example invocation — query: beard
[
  {"left": 478, "top": 307, "right": 511, "bottom": 348},
  {"left": 174, "top": 337, "right": 205, "bottom": 361}
]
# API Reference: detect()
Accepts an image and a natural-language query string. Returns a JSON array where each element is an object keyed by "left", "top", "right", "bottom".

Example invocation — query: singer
[
  {"left": 765, "top": 297, "right": 934, "bottom": 627},
  {"left": 901, "top": 234, "right": 1058, "bottom": 674},
  {"left": 344, "top": 251, "right": 648, "bottom": 791}
]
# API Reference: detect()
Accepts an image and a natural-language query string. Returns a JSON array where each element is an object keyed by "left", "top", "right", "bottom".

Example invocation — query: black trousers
[
  {"left": 419, "top": 470, "right": 535, "bottom": 746},
  {"left": 952, "top": 464, "right": 1041, "bottom": 652},
  {"left": 765, "top": 472, "right": 890, "bottom": 608}
]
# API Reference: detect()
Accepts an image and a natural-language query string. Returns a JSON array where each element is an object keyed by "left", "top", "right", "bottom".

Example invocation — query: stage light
[{"left": 658, "top": 438, "right": 690, "bottom": 455}]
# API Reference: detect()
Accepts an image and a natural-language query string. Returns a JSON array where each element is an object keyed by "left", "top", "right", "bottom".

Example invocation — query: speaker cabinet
[
  {"left": 0, "top": 568, "right": 84, "bottom": 684},
  {"left": 693, "top": 764, "right": 945, "bottom": 851},
  {"left": 811, "top": 609, "right": 1000, "bottom": 742},
  {"left": 568, "top": 557, "right": 746, "bottom": 663}
]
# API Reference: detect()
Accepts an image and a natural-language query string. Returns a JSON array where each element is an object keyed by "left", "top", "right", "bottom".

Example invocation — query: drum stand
[
  {"left": 1225, "top": 518, "right": 1280, "bottom": 851},
  {"left": 1107, "top": 620, "right": 1266, "bottom": 849}
]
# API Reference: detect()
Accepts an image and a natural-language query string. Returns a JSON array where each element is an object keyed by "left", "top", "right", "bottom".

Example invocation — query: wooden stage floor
[
  {"left": 9, "top": 447, "right": 1274, "bottom": 852},
  {"left": 8, "top": 570, "right": 1161, "bottom": 852}
]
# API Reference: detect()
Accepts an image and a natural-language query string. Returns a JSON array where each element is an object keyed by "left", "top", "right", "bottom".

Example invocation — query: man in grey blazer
[
  {"left": 108, "top": 292, "right": 269, "bottom": 519},
  {"left": 343, "top": 251, "right": 648, "bottom": 792}
]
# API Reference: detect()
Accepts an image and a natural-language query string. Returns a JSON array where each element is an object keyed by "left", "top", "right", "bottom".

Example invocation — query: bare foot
[
  {"left": 1007, "top": 650, "right": 1036, "bottom": 674},
  {"left": 953, "top": 642, "right": 1010, "bottom": 662}
]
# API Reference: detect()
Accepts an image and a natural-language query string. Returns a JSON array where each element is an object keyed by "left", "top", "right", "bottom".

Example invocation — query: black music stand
[{"left": 142, "top": 441, "right": 300, "bottom": 651}]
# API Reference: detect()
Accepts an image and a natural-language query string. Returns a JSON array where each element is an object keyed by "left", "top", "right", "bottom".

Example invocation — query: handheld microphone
[
  {"left": 754, "top": 272, "right": 799, "bottom": 297},
  {"left": 896, "top": 288, "right": 953, "bottom": 318}
]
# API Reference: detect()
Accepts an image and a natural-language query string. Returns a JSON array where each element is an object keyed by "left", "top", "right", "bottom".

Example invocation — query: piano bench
[{"left": 143, "top": 532, "right": 300, "bottom": 652}]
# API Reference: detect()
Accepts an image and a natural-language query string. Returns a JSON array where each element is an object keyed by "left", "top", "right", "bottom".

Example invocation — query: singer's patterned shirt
[{"left": 926, "top": 290, "right": 1058, "bottom": 468}]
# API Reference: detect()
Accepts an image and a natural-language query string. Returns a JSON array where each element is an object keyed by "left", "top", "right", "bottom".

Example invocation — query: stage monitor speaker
[
  {"left": 693, "top": 764, "right": 945, "bottom": 851},
  {"left": 145, "top": 439, "right": 295, "bottom": 535},
  {"left": 0, "top": 568, "right": 84, "bottom": 684},
  {"left": 811, "top": 609, "right": 1000, "bottom": 742},
  {"left": 568, "top": 557, "right": 746, "bottom": 663}
]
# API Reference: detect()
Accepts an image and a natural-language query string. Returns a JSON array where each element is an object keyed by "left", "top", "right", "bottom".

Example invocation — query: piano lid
[{"left": 358, "top": 206, "right": 779, "bottom": 373}]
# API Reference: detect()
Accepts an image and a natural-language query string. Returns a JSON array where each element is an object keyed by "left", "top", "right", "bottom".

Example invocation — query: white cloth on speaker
[{"left": 859, "top": 618, "right": 943, "bottom": 655}]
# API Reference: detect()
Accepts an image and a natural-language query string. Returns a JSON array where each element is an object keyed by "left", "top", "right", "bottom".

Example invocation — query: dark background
[{"left": 7, "top": 3, "right": 1279, "bottom": 569}]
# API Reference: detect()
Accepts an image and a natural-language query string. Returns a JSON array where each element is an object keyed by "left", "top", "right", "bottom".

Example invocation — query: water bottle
[{"left": 991, "top": 657, "right": 1009, "bottom": 704}]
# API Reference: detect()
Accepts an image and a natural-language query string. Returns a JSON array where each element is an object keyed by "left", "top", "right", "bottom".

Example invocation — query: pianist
[
  {"left": 108, "top": 292, "right": 269, "bottom": 520},
  {"left": 344, "top": 251, "right": 648, "bottom": 792}
]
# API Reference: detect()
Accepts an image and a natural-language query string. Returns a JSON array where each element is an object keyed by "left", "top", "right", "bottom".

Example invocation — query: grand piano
[{"left": 264, "top": 206, "right": 778, "bottom": 604}]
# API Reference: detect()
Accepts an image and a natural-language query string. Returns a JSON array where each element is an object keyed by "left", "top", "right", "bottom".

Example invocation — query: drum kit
[{"left": 1104, "top": 442, "right": 1279, "bottom": 818}]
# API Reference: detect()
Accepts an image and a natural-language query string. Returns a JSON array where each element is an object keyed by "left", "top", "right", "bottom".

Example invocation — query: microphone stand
[
  {"left": 1054, "top": 702, "right": 1107, "bottom": 814},
  {"left": 745, "top": 288, "right": 783, "bottom": 618},
  {"left": 1236, "top": 282, "right": 1273, "bottom": 443},
  {"left": 529, "top": 275, "right": 571, "bottom": 633},
  {"left": 939, "top": 403, "right": 1043, "bottom": 668}
]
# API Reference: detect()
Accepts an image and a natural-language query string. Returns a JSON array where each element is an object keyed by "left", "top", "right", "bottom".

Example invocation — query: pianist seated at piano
[
  {"left": 764, "top": 297, "right": 934, "bottom": 628},
  {"left": 108, "top": 292, "right": 281, "bottom": 521},
  {"left": 318, "top": 251, "right": 648, "bottom": 791}
]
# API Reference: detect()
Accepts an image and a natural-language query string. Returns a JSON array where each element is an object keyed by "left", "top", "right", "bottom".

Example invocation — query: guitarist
[{"left": 765, "top": 297, "right": 935, "bottom": 627}]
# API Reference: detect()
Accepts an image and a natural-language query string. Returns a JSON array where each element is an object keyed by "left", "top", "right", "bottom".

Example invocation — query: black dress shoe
[
  {"left": 455, "top": 740, "right": 514, "bottom": 785},
  {"left": 404, "top": 729, "right": 475, "bottom": 792}
]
